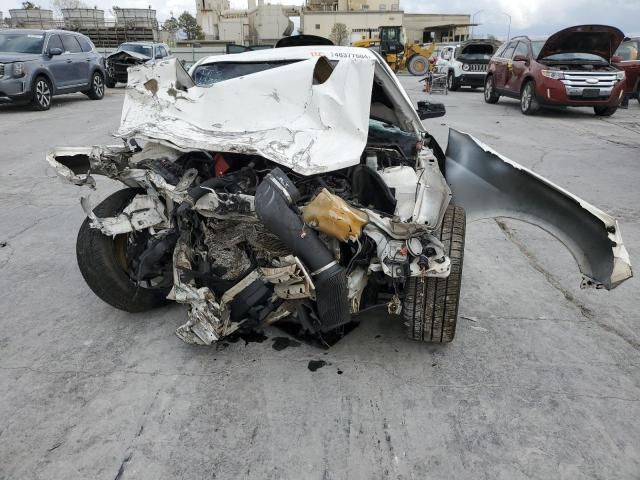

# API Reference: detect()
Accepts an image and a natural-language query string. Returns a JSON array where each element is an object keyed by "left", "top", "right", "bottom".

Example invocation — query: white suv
[{"left": 436, "top": 40, "right": 501, "bottom": 91}]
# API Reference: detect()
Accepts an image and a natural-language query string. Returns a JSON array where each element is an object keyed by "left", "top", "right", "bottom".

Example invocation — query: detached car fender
[{"left": 445, "top": 129, "right": 632, "bottom": 290}]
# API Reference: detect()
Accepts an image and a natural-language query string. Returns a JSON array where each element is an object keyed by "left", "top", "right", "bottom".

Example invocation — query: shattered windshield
[
  {"left": 119, "top": 43, "right": 153, "bottom": 57},
  {"left": 192, "top": 61, "right": 301, "bottom": 86},
  {"left": 0, "top": 33, "right": 44, "bottom": 54}
]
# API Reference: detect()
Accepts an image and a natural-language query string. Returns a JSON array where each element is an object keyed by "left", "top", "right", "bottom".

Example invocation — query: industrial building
[
  {"left": 3, "top": 7, "right": 158, "bottom": 47},
  {"left": 301, "top": 0, "right": 471, "bottom": 45},
  {"left": 196, "top": 0, "right": 295, "bottom": 46}
]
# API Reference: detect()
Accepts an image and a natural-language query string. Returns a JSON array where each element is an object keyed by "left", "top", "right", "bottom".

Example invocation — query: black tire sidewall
[
  {"left": 76, "top": 188, "right": 170, "bottom": 312},
  {"left": 521, "top": 81, "right": 538, "bottom": 115},
  {"left": 594, "top": 106, "right": 617, "bottom": 117},
  {"left": 484, "top": 75, "right": 499, "bottom": 103},
  {"left": 31, "top": 75, "right": 52, "bottom": 111},
  {"left": 87, "top": 71, "right": 104, "bottom": 100},
  {"left": 408, "top": 56, "right": 428, "bottom": 76}
]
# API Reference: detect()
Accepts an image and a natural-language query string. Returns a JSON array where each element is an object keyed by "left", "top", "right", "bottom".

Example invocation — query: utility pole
[
  {"left": 471, "top": 10, "right": 483, "bottom": 39},
  {"left": 502, "top": 11, "right": 511, "bottom": 40}
]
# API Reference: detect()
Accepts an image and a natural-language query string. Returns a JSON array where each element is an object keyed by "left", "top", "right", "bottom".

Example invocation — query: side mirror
[
  {"left": 611, "top": 55, "right": 623, "bottom": 63},
  {"left": 417, "top": 100, "right": 446, "bottom": 120},
  {"left": 513, "top": 54, "right": 528, "bottom": 63},
  {"left": 49, "top": 47, "right": 63, "bottom": 56},
  {"left": 155, "top": 54, "right": 163, "bottom": 59}
]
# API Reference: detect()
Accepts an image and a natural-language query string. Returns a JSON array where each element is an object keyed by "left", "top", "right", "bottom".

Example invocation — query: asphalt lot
[{"left": 1, "top": 81, "right": 639, "bottom": 480}]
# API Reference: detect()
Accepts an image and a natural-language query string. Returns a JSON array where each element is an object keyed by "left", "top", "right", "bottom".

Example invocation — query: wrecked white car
[{"left": 47, "top": 46, "right": 632, "bottom": 346}]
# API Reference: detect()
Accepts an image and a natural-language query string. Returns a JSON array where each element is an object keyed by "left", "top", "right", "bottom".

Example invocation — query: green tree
[
  {"left": 178, "top": 11, "right": 204, "bottom": 41},
  {"left": 162, "top": 16, "right": 180, "bottom": 48},
  {"left": 21, "top": 1, "right": 40, "bottom": 9},
  {"left": 51, "top": 0, "right": 88, "bottom": 16},
  {"left": 329, "top": 22, "right": 348, "bottom": 46}
]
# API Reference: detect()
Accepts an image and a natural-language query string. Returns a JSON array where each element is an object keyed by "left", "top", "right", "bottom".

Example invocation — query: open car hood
[
  {"left": 537, "top": 25, "right": 625, "bottom": 62},
  {"left": 457, "top": 39, "right": 501, "bottom": 56}
]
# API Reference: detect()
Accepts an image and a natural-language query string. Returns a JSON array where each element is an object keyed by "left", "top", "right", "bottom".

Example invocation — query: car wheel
[
  {"left": 520, "top": 81, "right": 539, "bottom": 115},
  {"left": 407, "top": 55, "right": 429, "bottom": 76},
  {"left": 76, "top": 189, "right": 171, "bottom": 312},
  {"left": 447, "top": 71, "right": 460, "bottom": 91},
  {"left": 87, "top": 71, "right": 105, "bottom": 100},
  {"left": 593, "top": 106, "right": 617, "bottom": 117},
  {"left": 484, "top": 75, "right": 500, "bottom": 104},
  {"left": 105, "top": 76, "right": 117, "bottom": 88},
  {"left": 30, "top": 76, "right": 52, "bottom": 111},
  {"left": 403, "top": 205, "right": 466, "bottom": 343}
]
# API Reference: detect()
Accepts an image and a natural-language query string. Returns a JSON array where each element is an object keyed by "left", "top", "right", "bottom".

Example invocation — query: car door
[
  {"left": 44, "top": 33, "right": 70, "bottom": 89},
  {"left": 615, "top": 40, "right": 640, "bottom": 94},
  {"left": 493, "top": 40, "right": 517, "bottom": 92},
  {"left": 505, "top": 41, "right": 530, "bottom": 93},
  {"left": 60, "top": 34, "right": 89, "bottom": 89},
  {"left": 76, "top": 35, "right": 98, "bottom": 79}
]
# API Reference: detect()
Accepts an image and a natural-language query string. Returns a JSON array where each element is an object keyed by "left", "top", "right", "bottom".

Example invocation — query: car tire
[
  {"left": 105, "top": 76, "right": 117, "bottom": 88},
  {"left": 86, "top": 71, "right": 105, "bottom": 100},
  {"left": 403, "top": 205, "right": 465, "bottom": 343},
  {"left": 484, "top": 75, "right": 500, "bottom": 104},
  {"left": 520, "top": 80, "right": 539, "bottom": 115},
  {"left": 407, "top": 55, "right": 429, "bottom": 76},
  {"left": 76, "top": 189, "right": 171, "bottom": 312},
  {"left": 593, "top": 106, "right": 618, "bottom": 117},
  {"left": 447, "top": 71, "right": 460, "bottom": 91},
  {"left": 30, "top": 75, "right": 52, "bottom": 111}
]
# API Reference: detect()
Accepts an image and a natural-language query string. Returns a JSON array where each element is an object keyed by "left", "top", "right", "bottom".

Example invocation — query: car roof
[
  {"left": 196, "top": 45, "right": 379, "bottom": 66},
  {"left": 509, "top": 35, "right": 549, "bottom": 43},
  {"left": 119, "top": 41, "right": 163, "bottom": 46}
]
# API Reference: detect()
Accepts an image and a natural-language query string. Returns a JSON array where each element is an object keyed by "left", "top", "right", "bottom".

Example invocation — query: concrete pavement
[{"left": 0, "top": 82, "right": 639, "bottom": 480}]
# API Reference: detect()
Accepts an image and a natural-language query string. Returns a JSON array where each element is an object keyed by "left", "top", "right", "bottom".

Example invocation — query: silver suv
[{"left": 0, "top": 29, "right": 105, "bottom": 111}]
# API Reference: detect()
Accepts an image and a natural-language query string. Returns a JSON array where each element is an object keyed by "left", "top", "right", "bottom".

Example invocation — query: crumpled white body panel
[{"left": 118, "top": 57, "right": 376, "bottom": 176}]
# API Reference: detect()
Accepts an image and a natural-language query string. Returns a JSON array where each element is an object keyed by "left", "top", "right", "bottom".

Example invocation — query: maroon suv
[
  {"left": 484, "top": 25, "right": 626, "bottom": 116},
  {"left": 613, "top": 37, "right": 640, "bottom": 105}
]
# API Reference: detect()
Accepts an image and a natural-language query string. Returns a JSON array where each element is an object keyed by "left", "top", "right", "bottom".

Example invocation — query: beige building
[
  {"left": 404, "top": 14, "right": 471, "bottom": 44},
  {"left": 197, "top": 0, "right": 294, "bottom": 45},
  {"left": 249, "top": 3, "right": 295, "bottom": 45},
  {"left": 301, "top": 10, "right": 403, "bottom": 44},
  {"left": 301, "top": 1, "right": 470, "bottom": 45}
]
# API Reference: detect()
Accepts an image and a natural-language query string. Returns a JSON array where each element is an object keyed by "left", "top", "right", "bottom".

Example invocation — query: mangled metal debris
[{"left": 47, "top": 45, "right": 632, "bottom": 347}]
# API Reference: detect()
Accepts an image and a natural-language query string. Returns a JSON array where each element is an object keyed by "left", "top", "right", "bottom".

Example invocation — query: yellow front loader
[{"left": 351, "top": 26, "right": 436, "bottom": 75}]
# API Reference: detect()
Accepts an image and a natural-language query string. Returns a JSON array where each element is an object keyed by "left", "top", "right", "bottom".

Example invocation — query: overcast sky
[{"left": 3, "top": 0, "right": 638, "bottom": 38}]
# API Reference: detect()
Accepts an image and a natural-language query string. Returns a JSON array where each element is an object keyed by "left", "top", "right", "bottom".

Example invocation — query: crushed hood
[
  {"left": 107, "top": 50, "right": 151, "bottom": 62},
  {"left": 537, "top": 25, "right": 625, "bottom": 62},
  {"left": 117, "top": 56, "right": 376, "bottom": 176}
]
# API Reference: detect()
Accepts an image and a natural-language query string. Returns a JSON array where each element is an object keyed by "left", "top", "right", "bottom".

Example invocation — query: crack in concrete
[
  {"left": 114, "top": 451, "right": 132, "bottom": 480},
  {"left": 495, "top": 218, "right": 640, "bottom": 353}
]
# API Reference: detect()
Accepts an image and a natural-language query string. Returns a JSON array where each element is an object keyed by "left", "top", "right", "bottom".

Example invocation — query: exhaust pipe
[{"left": 255, "top": 168, "right": 350, "bottom": 331}]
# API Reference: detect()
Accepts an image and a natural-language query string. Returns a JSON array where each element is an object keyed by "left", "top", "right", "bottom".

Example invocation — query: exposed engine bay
[{"left": 49, "top": 134, "right": 451, "bottom": 345}]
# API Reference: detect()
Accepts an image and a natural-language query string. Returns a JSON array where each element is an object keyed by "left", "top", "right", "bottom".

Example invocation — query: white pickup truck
[{"left": 436, "top": 39, "right": 502, "bottom": 91}]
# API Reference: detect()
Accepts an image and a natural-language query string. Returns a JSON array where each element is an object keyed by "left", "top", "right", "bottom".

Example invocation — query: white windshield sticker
[{"left": 28, "top": 35, "right": 44, "bottom": 39}]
